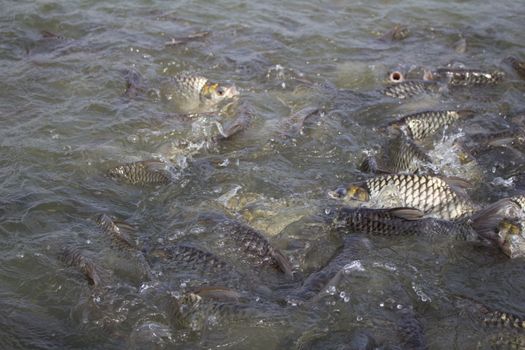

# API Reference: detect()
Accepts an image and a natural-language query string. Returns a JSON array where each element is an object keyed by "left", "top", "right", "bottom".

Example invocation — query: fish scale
[
  {"left": 434, "top": 68, "right": 505, "bottom": 86},
  {"left": 149, "top": 245, "right": 229, "bottom": 273},
  {"left": 363, "top": 174, "right": 475, "bottom": 220},
  {"left": 389, "top": 110, "right": 475, "bottom": 140},
  {"left": 382, "top": 80, "right": 440, "bottom": 99},
  {"left": 108, "top": 160, "right": 173, "bottom": 185},
  {"left": 216, "top": 220, "right": 293, "bottom": 277},
  {"left": 332, "top": 207, "right": 479, "bottom": 240}
]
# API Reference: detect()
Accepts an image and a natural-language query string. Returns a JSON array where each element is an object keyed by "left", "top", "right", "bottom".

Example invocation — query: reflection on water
[{"left": 1, "top": 0, "right": 525, "bottom": 348}]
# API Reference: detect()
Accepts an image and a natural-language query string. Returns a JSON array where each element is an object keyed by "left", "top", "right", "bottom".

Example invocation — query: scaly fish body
[
  {"left": 108, "top": 159, "right": 175, "bottom": 185},
  {"left": 170, "top": 291, "right": 283, "bottom": 329},
  {"left": 216, "top": 220, "right": 293, "bottom": 277},
  {"left": 332, "top": 206, "right": 478, "bottom": 240},
  {"left": 161, "top": 73, "right": 238, "bottom": 113},
  {"left": 149, "top": 244, "right": 229, "bottom": 273},
  {"left": 96, "top": 214, "right": 154, "bottom": 280},
  {"left": 388, "top": 110, "right": 476, "bottom": 140},
  {"left": 59, "top": 247, "right": 104, "bottom": 287},
  {"left": 361, "top": 130, "right": 432, "bottom": 174},
  {"left": 434, "top": 68, "right": 505, "bottom": 86},
  {"left": 382, "top": 80, "right": 440, "bottom": 99},
  {"left": 96, "top": 213, "right": 137, "bottom": 250},
  {"left": 329, "top": 174, "right": 475, "bottom": 220}
]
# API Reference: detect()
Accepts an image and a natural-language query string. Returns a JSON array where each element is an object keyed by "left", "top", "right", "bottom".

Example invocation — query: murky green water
[{"left": 1, "top": 0, "right": 525, "bottom": 349}]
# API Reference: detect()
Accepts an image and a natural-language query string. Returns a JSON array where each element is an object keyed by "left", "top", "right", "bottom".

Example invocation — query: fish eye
[{"left": 216, "top": 88, "right": 224, "bottom": 96}]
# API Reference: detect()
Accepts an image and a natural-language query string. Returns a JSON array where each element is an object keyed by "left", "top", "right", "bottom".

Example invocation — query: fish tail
[{"left": 470, "top": 199, "right": 521, "bottom": 241}]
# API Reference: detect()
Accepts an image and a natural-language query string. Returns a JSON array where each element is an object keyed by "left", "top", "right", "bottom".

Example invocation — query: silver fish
[
  {"left": 434, "top": 68, "right": 505, "bottom": 86},
  {"left": 387, "top": 110, "right": 476, "bottom": 141},
  {"left": 329, "top": 174, "right": 476, "bottom": 220},
  {"left": 108, "top": 159, "right": 176, "bottom": 185},
  {"left": 161, "top": 73, "right": 238, "bottom": 113},
  {"left": 382, "top": 80, "right": 441, "bottom": 99},
  {"left": 361, "top": 130, "right": 432, "bottom": 174}
]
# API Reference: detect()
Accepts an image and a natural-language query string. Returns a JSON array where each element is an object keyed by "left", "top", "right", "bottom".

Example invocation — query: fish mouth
[{"left": 388, "top": 71, "right": 405, "bottom": 83}]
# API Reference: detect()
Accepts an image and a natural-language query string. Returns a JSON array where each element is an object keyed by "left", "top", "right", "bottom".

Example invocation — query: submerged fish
[
  {"left": 96, "top": 213, "right": 138, "bottom": 250},
  {"left": 216, "top": 220, "right": 293, "bottom": 277},
  {"left": 379, "top": 24, "right": 409, "bottom": 41},
  {"left": 149, "top": 244, "right": 229, "bottom": 273},
  {"left": 458, "top": 128, "right": 525, "bottom": 158},
  {"left": 96, "top": 214, "right": 154, "bottom": 280},
  {"left": 170, "top": 289, "right": 283, "bottom": 330},
  {"left": 108, "top": 159, "right": 177, "bottom": 185},
  {"left": 504, "top": 56, "right": 525, "bottom": 79},
  {"left": 360, "top": 130, "right": 432, "bottom": 174},
  {"left": 161, "top": 73, "right": 239, "bottom": 114},
  {"left": 387, "top": 110, "right": 476, "bottom": 141},
  {"left": 329, "top": 174, "right": 476, "bottom": 220},
  {"left": 434, "top": 68, "right": 505, "bottom": 86},
  {"left": 382, "top": 80, "right": 441, "bottom": 99},
  {"left": 59, "top": 247, "right": 104, "bottom": 287},
  {"left": 456, "top": 296, "right": 525, "bottom": 349}
]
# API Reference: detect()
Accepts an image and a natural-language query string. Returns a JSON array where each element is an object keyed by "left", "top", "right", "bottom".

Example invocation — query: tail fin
[{"left": 470, "top": 199, "right": 521, "bottom": 241}]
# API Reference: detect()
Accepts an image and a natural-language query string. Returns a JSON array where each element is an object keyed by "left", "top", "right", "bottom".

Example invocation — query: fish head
[
  {"left": 328, "top": 184, "right": 369, "bottom": 202},
  {"left": 497, "top": 219, "right": 525, "bottom": 258},
  {"left": 200, "top": 81, "right": 239, "bottom": 106}
]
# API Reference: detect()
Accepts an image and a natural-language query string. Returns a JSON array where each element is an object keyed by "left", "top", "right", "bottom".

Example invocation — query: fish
[
  {"left": 360, "top": 130, "right": 432, "bottom": 174},
  {"left": 459, "top": 197, "right": 525, "bottom": 258},
  {"left": 190, "top": 286, "right": 242, "bottom": 302},
  {"left": 455, "top": 296, "right": 525, "bottom": 349},
  {"left": 170, "top": 290, "right": 283, "bottom": 330},
  {"left": 379, "top": 24, "right": 409, "bottom": 41},
  {"left": 149, "top": 244, "right": 229, "bottom": 273},
  {"left": 161, "top": 73, "right": 239, "bottom": 114},
  {"left": 164, "top": 31, "right": 210, "bottom": 46},
  {"left": 504, "top": 56, "right": 525, "bottom": 79},
  {"left": 332, "top": 205, "right": 503, "bottom": 242},
  {"left": 328, "top": 174, "right": 476, "bottom": 220},
  {"left": 96, "top": 213, "right": 138, "bottom": 250},
  {"left": 59, "top": 247, "right": 104, "bottom": 287},
  {"left": 216, "top": 220, "right": 294, "bottom": 277},
  {"left": 459, "top": 128, "right": 525, "bottom": 158},
  {"left": 96, "top": 214, "right": 155, "bottom": 280},
  {"left": 382, "top": 80, "right": 441, "bottom": 99},
  {"left": 123, "top": 69, "right": 145, "bottom": 98},
  {"left": 289, "top": 236, "right": 370, "bottom": 303},
  {"left": 213, "top": 106, "right": 253, "bottom": 141},
  {"left": 107, "top": 159, "right": 176, "bottom": 185},
  {"left": 386, "top": 110, "right": 476, "bottom": 141},
  {"left": 433, "top": 68, "right": 505, "bottom": 86}
]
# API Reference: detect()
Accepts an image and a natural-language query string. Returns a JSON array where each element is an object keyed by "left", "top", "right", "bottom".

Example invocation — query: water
[{"left": 1, "top": 0, "right": 525, "bottom": 348}]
